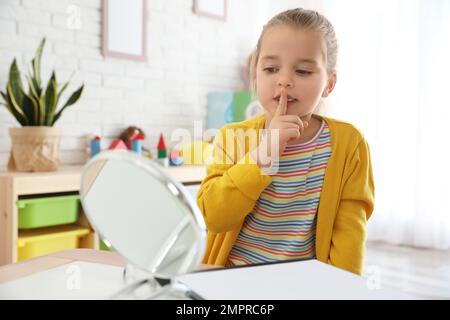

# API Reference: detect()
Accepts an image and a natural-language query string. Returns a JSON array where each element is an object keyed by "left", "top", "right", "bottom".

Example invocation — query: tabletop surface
[
  {"left": 179, "top": 259, "right": 415, "bottom": 300},
  {"left": 0, "top": 249, "right": 415, "bottom": 300}
]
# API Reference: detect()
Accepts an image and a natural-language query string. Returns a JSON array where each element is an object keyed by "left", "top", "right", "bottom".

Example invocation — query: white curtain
[{"left": 314, "top": 0, "right": 450, "bottom": 249}]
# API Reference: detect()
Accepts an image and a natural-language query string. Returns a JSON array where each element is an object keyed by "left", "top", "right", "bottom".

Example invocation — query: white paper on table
[{"left": 176, "top": 260, "right": 416, "bottom": 300}]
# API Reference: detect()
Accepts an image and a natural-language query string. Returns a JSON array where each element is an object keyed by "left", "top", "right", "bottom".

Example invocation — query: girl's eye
[
  {"left": 296, "top": 70, "right": 312, "bottom": 75},
  {"left": 263, "top": 67, "right": 278, "bottom": 73}
]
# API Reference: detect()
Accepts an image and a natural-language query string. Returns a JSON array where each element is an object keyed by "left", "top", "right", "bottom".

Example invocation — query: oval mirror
[{"left": 79, "top": 150, "right": 206, "bottom": 299}]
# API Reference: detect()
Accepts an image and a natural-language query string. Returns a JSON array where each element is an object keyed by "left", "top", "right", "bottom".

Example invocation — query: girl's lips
[
  {"left": 273, "top": 97, "right": 298, "bottom": 105},
  {"left": 273, "top": 93, "right": 298, "bottom": 102}
]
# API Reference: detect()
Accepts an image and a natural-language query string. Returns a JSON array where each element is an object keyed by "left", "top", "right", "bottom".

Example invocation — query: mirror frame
[{"left": 79, "top": 150, "right": 207, "bottom": 279}]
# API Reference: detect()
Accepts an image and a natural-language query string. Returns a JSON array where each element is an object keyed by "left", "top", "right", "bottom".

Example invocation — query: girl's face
[{"left": 255, "top": 25, "right": 336, "bottom": 119}]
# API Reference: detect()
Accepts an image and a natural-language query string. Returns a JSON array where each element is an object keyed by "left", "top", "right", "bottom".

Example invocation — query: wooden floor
[{"left": 363, "top": 241, "right": 450, "bottom": 299}]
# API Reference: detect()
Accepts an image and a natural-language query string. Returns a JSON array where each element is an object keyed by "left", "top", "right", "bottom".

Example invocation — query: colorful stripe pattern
[{"left": 226, "top": 120, "right": 332, "bottom": 266}]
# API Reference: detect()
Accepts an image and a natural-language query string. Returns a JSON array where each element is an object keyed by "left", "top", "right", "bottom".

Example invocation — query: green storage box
[
  {"left": 99, "top": 238, "right": 111, "bottom": 251},
  {"left": 17, "top": 195, "right": 80, "bottom": 229}
]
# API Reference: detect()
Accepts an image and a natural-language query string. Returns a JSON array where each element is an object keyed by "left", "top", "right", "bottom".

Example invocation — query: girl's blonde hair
[{"left": 249, "top": 8, "right": 338, "bottom": 94}]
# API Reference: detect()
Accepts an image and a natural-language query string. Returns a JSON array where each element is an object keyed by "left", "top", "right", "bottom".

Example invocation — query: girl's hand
[
  {"left": 251, "top": 88, "right": 308, "bottom": 172},
  {"left": 267, "top": 87, "right": 309, "bottom": 156}
]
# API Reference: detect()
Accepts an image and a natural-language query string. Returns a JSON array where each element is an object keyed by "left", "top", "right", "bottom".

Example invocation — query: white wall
[
  {"left": 0, "top": 0, "right": 312, "bottom": 168},
  {"left": 0, "top": 0, "right": 261, "bottom": 167}
]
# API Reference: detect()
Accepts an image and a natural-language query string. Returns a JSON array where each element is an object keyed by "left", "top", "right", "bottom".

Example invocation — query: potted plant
[{"left": 0, "top": 38, "right": 83, "bottom": 172}]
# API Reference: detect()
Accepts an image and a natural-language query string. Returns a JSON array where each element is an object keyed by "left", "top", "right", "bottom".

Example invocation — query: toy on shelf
[
  {"left": 142, "top": 147, "right": 154, "bottom": 160},
  {"left": 108, "top": 125, "right": 147, "bottom": 153},
  {"left": 87, "top": 126, "right": 149, "bottom": 157},
  {"left": 90, "top": 135, "right": 101, "bottom": 157},
  {"left": 169, "top": 148, "right": 183, "bottom": 166},
  {"left": 157, "top": 133, "right": 169, "bottom": 168},
  {"left": 108, "top": 139, "right": 128, "bottom": 150},
  {"left": 119, "top": 126, "right": 146, "bottom": 149},
  {"left": 131, "top": 132, "right": 144, "bottom": 155}
]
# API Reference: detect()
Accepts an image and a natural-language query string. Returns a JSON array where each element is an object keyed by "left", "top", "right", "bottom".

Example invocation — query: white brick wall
[{"left": 0, "top": 0, "right": 263, "bottom": 167}]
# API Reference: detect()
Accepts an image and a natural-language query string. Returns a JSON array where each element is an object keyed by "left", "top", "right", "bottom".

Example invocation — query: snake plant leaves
[
  {"left": 52, "top": 84, "right": 84, "bottom": 125},
  {"left": 0, "top": 38, "right": 83, "bottom": 126}
]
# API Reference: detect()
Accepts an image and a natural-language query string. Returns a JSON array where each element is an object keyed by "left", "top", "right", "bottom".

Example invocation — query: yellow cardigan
[{"left": 196, "top": 114, "right": 375, "bottom": 275}]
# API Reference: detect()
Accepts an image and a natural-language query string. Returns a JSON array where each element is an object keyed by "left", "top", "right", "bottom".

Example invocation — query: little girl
[{"left": 197, "top": 8, "right": 374, "bottom": 276}]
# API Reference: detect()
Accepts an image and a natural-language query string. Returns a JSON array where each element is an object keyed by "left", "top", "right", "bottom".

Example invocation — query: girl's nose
[{"left": 277, "top": 74, "right": 293, "bottom": 88}]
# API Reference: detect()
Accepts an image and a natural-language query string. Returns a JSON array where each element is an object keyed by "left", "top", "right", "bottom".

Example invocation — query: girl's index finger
[{"left": 275, "top": 88, "right": 287, "bottom": 117}]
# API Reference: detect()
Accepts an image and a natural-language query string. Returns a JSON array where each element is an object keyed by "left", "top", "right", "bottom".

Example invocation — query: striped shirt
[{"left": 226, "top": 119, "right": 332, "bottom": 266}]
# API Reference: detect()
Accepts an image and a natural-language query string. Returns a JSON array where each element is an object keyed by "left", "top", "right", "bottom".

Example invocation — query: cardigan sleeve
[
  {"left": 196, "top": 127, "right": 272, "bottom": 233},
  {"left": 328, "top": 137, "right": 375, "bottom": 275}
]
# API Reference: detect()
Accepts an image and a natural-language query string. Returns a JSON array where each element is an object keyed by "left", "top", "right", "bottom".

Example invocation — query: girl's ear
[{"left": 322, "top": 73, "right": 337, "bottom": 98}]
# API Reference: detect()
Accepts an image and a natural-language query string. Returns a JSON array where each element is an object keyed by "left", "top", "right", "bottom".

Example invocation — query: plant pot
[{"left": 8, "top": 127, "right": 62, "bottom": 172}]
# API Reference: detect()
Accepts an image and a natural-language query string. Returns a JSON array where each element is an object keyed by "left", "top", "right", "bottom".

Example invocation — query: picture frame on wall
[
  {"left": 102, "top": 0, "right": 147, "bottom": 61},
  {"left": 193, "top": 0, "right": 227, "bottom": 21}
]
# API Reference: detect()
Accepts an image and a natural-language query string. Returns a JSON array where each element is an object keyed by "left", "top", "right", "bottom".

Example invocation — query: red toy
[
  {"left": 157, "top": 133, "right": 167, "bottom": 158},
  {"left": 108, "top": 139, "right": 128, "bottom": 150},
  {"left": 131, "top": 132, "right": 144, "bottom": 141},
  {"left": 118, "top": 126, "right": 146, "bottom": 149}
]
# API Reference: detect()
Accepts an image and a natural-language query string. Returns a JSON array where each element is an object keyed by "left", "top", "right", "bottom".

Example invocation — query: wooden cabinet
[{"left": 0, "top": 165, "right": 206, "bottom": 266}]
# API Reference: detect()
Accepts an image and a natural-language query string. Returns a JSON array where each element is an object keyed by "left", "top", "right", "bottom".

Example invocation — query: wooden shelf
[{"left": 0, "top": 164, "right": 206, "bottom": 266}]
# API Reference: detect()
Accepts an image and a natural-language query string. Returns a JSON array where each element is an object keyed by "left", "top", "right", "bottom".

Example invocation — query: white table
[
  {"left": 179, "top": 259, "right": 415, "bottom": 300},
  {"left": 0, "top": 249, "right": 414, "bottom": 300}
]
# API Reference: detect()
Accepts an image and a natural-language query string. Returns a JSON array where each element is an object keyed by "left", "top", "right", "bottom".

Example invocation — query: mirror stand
[{"left": 109, "top": 275, "right": 203, "bottom": 300}]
